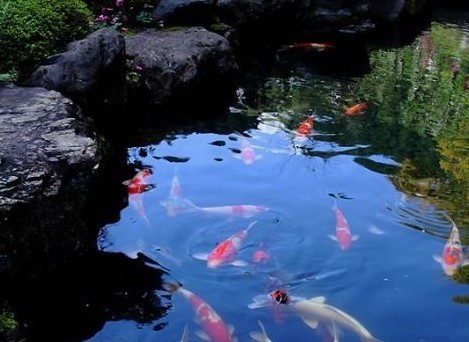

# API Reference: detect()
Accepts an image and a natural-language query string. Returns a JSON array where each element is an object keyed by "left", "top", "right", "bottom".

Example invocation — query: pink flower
[
  {"left": 95, "top": 14, "right": 109, "bottom": 23},
  {"left": 116, "top": 0, "right": 124, "bottom": 7}
]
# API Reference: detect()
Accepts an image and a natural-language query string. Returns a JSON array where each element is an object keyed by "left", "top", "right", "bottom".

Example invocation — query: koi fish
[
  {"left": 166, "top": 283, "right": 238, "bottom": 342},
  {"left": 295, "top": 116, "right": 314, "bottom": 136},
  {"left": 344, "top": 102, "right": 367, "bottom": 116},
  {"left": 285, "top": 42, "right": 335, "bottom": 51},
  {"left": 233, "top": 133, "right": 262, "bottom": 165},
  {"left": 328, "top": 204, "right": 358, "bottom": 250},
  {"left": 123, "top": 169, "right": 155, "bottom": 225},
  {"left": 293, "top": 296, "right": 383, "bottom": 342},
  {"left": 250, "top": 320, "right": 273, "bottom": 342},
  {"left": 433, "top": 216, "right": 467, "bottom": 277},
  {"left": 248, "top": 286, "right": 304, "bottom": 325},
  {"left": 160, "top": 172, "right": 189, "bottom": 217},
  {"left": 122, "top": 168, "right": 154, "bottom": 194},
  {"left": 252, "top": 243, "right": 271, "bottom": 264},
  {"left": 195, "top": 221, "right": 257, "bottom": 268},
  {"left": 186, "top": 200, "right": 269, "bottom": 218}
]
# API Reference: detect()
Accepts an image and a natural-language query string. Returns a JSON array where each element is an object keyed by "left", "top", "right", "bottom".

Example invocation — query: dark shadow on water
[{"left": 11, "top": 253, "right": 168, "bottom": 342}]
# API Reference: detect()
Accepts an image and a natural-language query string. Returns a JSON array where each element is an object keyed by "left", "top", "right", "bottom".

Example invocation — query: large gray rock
[
  {"left": 27, "top": 28, "right": 126, "bottom": 114},
  {"left": 125, "top": 27, "right": 238, "bottom": 107},
  {"left": 0, "top": 84, "right": 102, "bottom": 277}
]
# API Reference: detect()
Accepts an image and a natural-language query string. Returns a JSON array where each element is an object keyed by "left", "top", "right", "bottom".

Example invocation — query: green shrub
[{"left": 0, "top": 0, "right": 93, "bottom": 81}]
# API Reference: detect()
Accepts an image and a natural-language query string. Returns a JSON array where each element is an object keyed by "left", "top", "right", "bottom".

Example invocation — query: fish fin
[
  {"left": 352, "top": 235, "right": 360, "bottom": 241},
  {"left": 195, "top": 330, "right": 210, "bottom": 341},
  {"left": 308, "top": 296, "right": 326, "bottom": 303},
  {"left": 249, "top": 332, "right": 265, "bottom": 342},
  {"left": 248, "top": 295, "right": 271, "bottom": 309},
  {"left": 328, "top": 234, "right": 338, "bottom": 241},
  {"left": 231, "top": 260, "right": 248, "bottom": 267},
  {"left": 433, "top": 255, "right": 442, "bottom": 264},
  {"left": 228, "top": 324, "right": 236, "bottom": 336},
  {"left": 300, "top": 316, "right": 320, "bottom": 329},
  {"left": 180, "top": 323, "right": 189, "bottom": 342},
  {"left": 247, "top": 220, "right": 258, "bottom": 231},
  {"left": 192, "top": 253, "right": 209, "bottom": 261}
]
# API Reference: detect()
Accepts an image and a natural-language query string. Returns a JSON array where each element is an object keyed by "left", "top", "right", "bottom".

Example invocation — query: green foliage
[
  {"left": 453, "top": 265, "right": 469, "bottom": 284},
  {"left": 0, "top": 0, "right": 92, "bottom": 80},
  {"left": 0, "top": 311, "right": 17, "bottom": 335}
]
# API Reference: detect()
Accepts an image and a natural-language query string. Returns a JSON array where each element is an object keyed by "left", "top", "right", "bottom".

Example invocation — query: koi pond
[{"left": 7, "top": 7, "right": 469, "bottom": 342}]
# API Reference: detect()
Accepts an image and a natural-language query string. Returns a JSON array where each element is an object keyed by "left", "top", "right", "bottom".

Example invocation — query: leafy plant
[{"left": 0, "top": 0, "right": 92, "bottom": 81}]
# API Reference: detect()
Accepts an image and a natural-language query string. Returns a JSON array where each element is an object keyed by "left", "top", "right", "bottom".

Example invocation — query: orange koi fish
[
  {"left": 328, "top": 204, "right": 359, "bottom": 250},
  {"left": 286, "top": 42, "right": 335, "bottom": 51},
  {"left": 433, "top": 216, "right": 468, "bottom": 277},
  {"left": 194, "top": 221, "right": 257, "bottom": 268},
  {"left": 166, "top": 283, "right": 237, "bottom": 342},
  {"left": 122, "top": 169, "right": 155, "bottom": 225},
  {"left": 344, "top": 102, "right": 367, "bottom": 116}
]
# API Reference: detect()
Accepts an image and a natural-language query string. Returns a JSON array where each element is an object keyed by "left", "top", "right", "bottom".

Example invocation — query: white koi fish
[
  {"left": 186, "top": 200, "right": 269, "bottom": 218},
  {"left": 250, "top": 320, "right": 273, "bottom": 342},
  {"left": 293, "top": 296, "right": 383, "bottom": 342},
  {"left": 166, "top": 283, "right": 238, "bottom": 342},
  {"left": 433, "top": 215, "right": 468, "bottom": 277}
]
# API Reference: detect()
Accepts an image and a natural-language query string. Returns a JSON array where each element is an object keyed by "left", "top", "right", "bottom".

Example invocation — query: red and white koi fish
[
  {"left": 344, "top": 102, "right": 367, "bottom": 116},
  {"left": 166, "top": 283, "right": 238, "bottom": 342},
  {"left": 233, "top": 134, "right": 262, "bottom": 165},
  {"left": 187, "top": 200, "right": 269, "bottom": 218},
  {"left": 293, "top": 296, "right": 383, "bottom": 342},
  {"left": 194, "top": 221, "right": 257, "bottom": 268},
  {"left": 250, "top": 320, "right": 273, "bottom": 342},
  {"left": 123, "top": 169, "right": 155, "bottom": 225},
  {"left": 328, "top": 204, "right": 359, "bottom": 250},
  {"left": 433, "top": 216, "right": 468, "bottom": 277},
  {"left": 285, "top": 42, "right": 335, "bottom": 51}
]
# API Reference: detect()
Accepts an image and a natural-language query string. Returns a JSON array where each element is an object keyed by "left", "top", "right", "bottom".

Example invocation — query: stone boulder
[
  {"left": 125, "top": 27, "right": 238, "bottom": 108},
  {"left": 27, "top": 28, "right": 126, "bottom": 116},
  {"left": 0, "top": 84, "right": 102, "bottom": 278}
]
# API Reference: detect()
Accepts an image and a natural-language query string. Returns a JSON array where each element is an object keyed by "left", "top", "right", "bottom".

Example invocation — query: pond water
[
  {"left": 87, "top": 11, "right": 469, "bottom": 342},
  {"left": 2, "top": 8, "right": 466, "bottom": 342}
]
